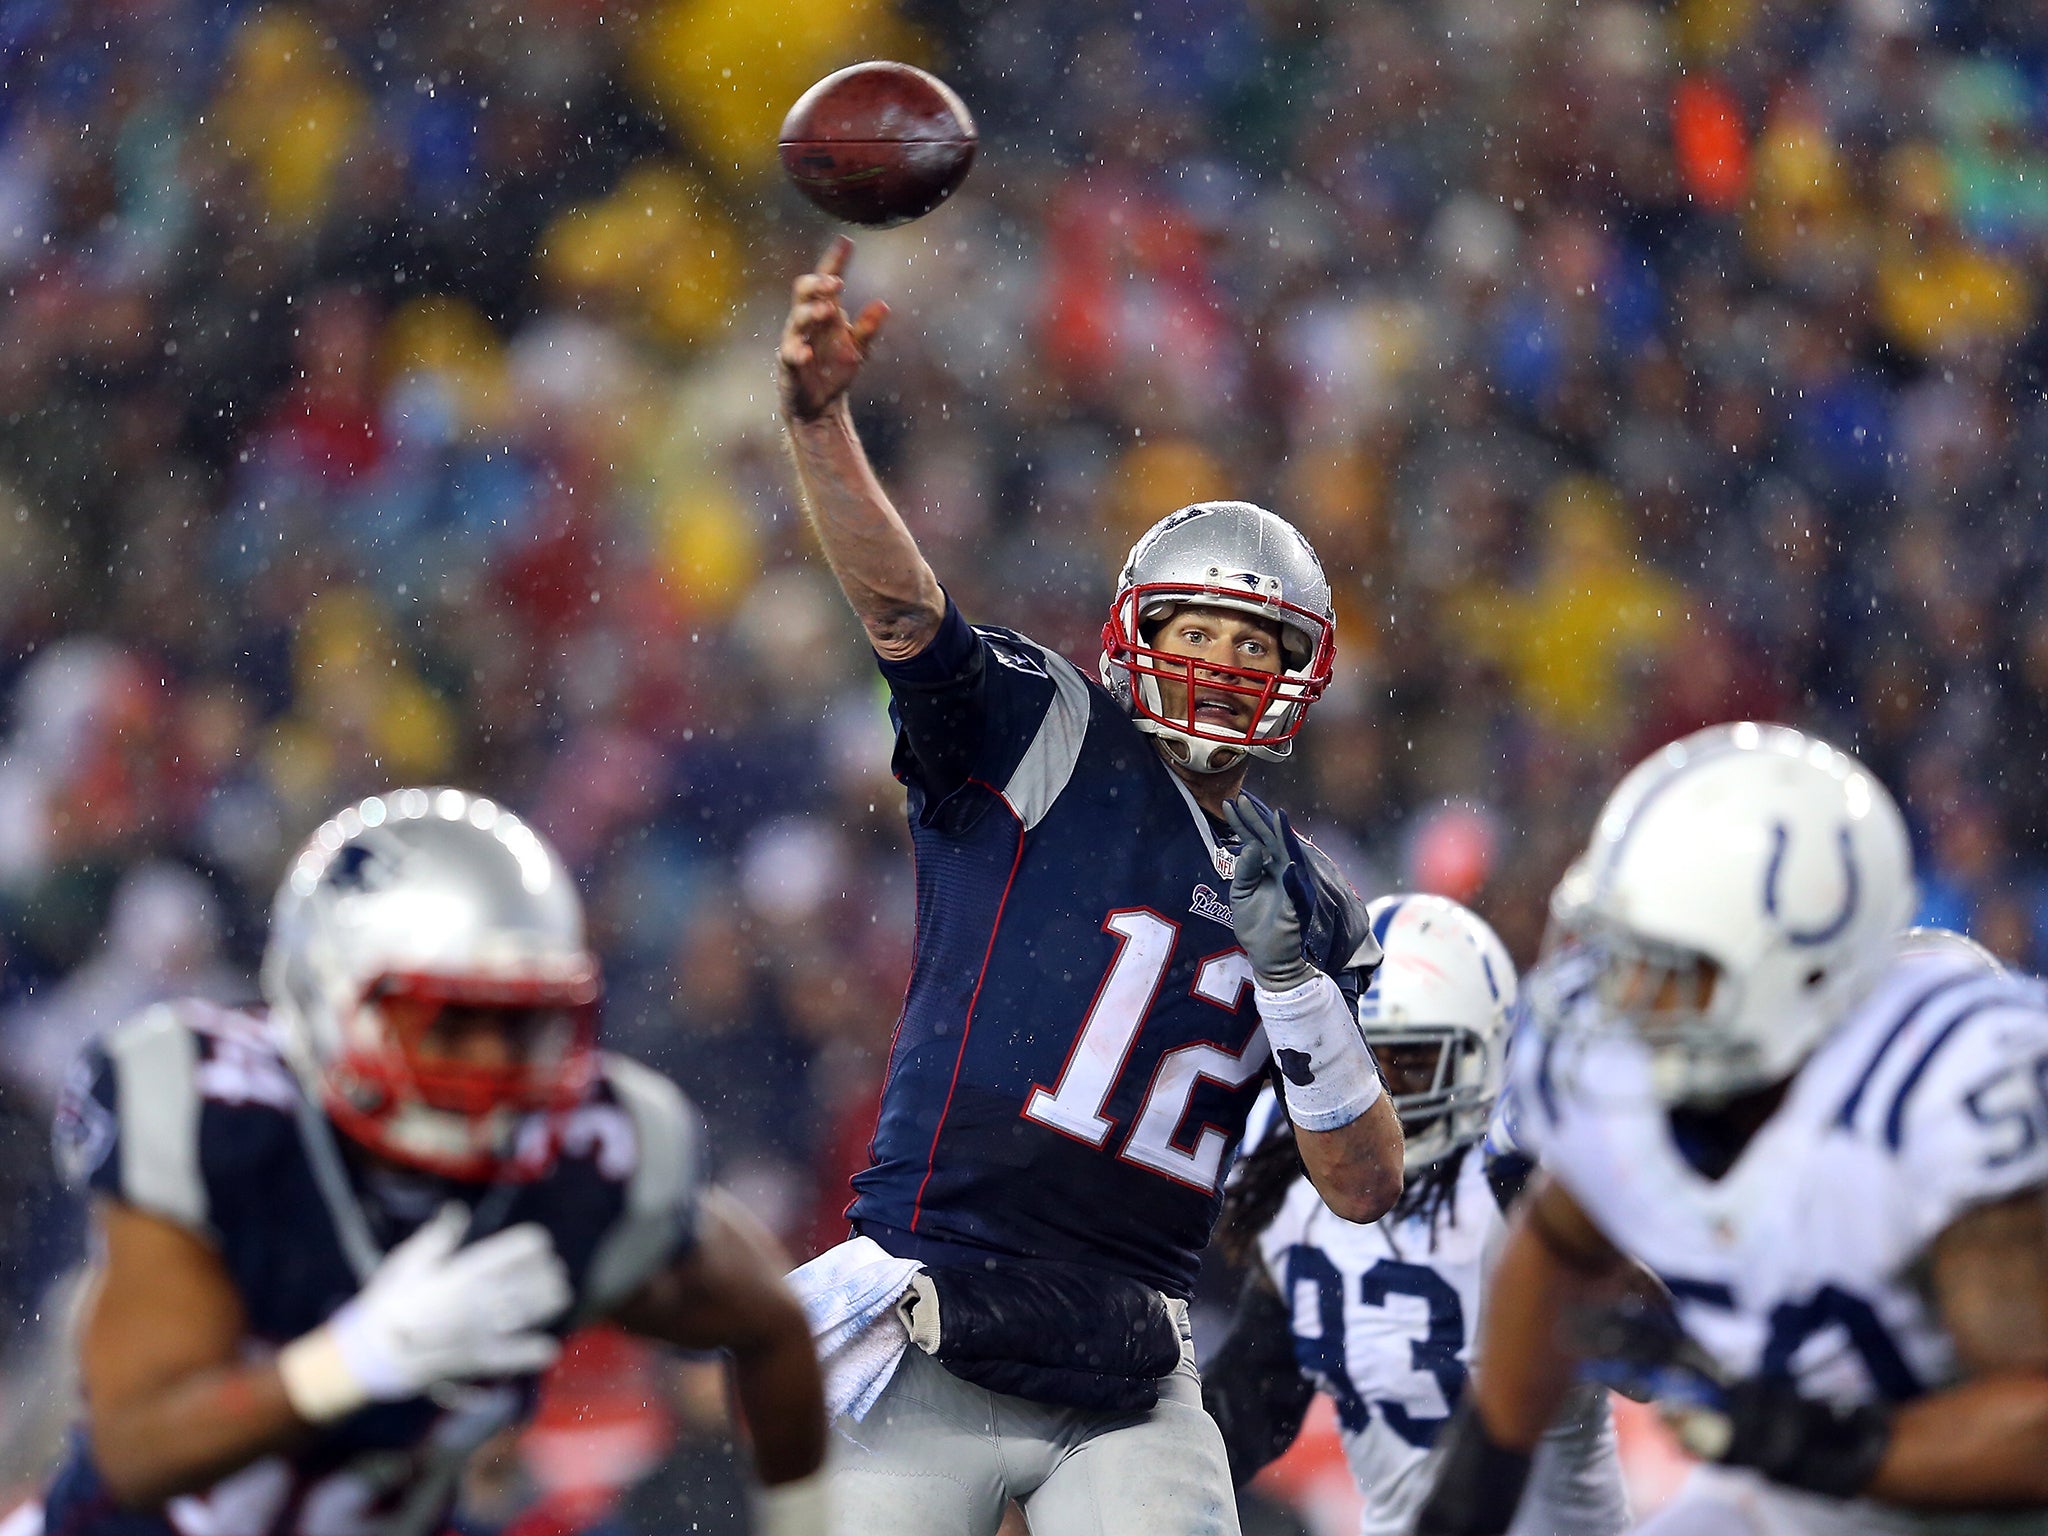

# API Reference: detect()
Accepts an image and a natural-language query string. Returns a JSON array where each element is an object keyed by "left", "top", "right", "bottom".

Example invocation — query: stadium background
[{"left": 0, "top": 0, "right": 2040, "bottom": 1527}]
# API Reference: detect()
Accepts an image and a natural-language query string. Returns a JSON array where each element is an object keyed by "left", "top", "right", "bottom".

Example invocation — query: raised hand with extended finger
[
  {"left": 1221, "top": 796, "right": 1318, "bottom": 990},
  {"left": 777, "top": 235, "right": 889, "bottom": 423},
  {"left": 1223, "top": 794, "right": 1388, "bottom": 1137}
]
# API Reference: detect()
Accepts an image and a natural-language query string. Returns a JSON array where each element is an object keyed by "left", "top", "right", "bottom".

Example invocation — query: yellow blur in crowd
[{"left": 52, "top": 0, "right": 2048, "bottom": 857}]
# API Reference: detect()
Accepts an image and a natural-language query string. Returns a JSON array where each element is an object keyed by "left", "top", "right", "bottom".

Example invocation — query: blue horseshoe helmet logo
[{"left": 1762, "top": 823, "right": 1860, "bottom": 947}]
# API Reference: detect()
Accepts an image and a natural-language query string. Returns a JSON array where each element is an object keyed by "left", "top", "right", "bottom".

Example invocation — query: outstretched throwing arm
[{"left": 778, "top": 236, "right": 944, "bottom": 660}]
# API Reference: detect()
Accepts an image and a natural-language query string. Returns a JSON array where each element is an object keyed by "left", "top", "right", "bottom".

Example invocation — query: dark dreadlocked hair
[
  {"left": 1215, "top": 1111, "right": 1472, "bottom": 1265},
  {"left": 1382, "top": 1142, "right": 1470, "bottom": 1255}
]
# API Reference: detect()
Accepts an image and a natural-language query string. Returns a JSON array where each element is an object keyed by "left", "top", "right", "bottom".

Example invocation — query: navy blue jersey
[
  {"left": 41, "top": 1000, "right": 702, "bottom": 1536},
  {"left": 850, "top": 602, "right": 1378, "bottom": 1297}
]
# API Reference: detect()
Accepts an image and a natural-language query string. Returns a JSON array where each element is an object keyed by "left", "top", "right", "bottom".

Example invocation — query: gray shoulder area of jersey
[
  {"left": 579, "top": 1052, "right": 706, "bottom": 1320},
  {"left": 982, "top": 628, "right": 1096, "bottom": 832},
  {"left": 103, "top": 1001, "right": 211, "bottom": 1231}
]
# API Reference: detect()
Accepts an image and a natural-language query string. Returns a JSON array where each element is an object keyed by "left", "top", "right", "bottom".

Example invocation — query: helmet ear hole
[{"left": 1804, "top": 968, "right": 1827, "bottom": 990}]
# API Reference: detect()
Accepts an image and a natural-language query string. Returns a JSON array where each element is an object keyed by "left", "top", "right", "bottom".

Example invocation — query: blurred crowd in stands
[{"left": 4, "top": 0, "right": 2048, "bottom": 1527}]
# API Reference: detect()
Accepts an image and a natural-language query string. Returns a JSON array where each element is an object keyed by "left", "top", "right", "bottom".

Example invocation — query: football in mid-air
[{"left": 779, "top": 61, "right": 977, "bottom": 228}]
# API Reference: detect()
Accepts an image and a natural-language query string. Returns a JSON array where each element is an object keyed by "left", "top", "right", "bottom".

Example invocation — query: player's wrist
[
  {"left": 782, "top": 389, "right": 853, "bottom": 432},
  {"left": 1255, "top": 973, "right": 1384, "bottom": 1132},
  {"left": 1416, "top": 1400, "right": 1532, "bottom": 1536},
  {"left": 1252, "top": 973, "right": 1333, "bottom": 1010},
  {"left": 278, "top": 1286, "right": 432, "bottom": 1423},
  {"left": 275, "top": 1321, "right": 372, "bottom": 1424},
  {"left": 750, "top": 1467, "right": 829, "bottom": 1536},
  {"left": 1248, "top": 954, "right": 1315, "bottom": 991}
]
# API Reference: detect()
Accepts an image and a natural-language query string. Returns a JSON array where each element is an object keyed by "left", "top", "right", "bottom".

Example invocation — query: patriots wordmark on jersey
[
  {"left": 1518, "top": 952, "right": 2048, "bottom": 1418},
  {"left": 41, "top": 999, "right": 702, "bottom": 1536},
  {"left": 850, "top": 611, "right": 1374, "bottom": 1299}
]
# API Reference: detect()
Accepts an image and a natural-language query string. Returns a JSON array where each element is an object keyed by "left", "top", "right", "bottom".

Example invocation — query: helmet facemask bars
[
  {"left": 1369, "top": 1023, "right": 1499, "bottom": 1170},
  {"left": 1529, "top": 723, "right": 1916, "bottom": 1108},
  {"left": 1099, "top": 502, "right": 1337, "bottom": 775},
  {"left": 1538, "top": 894, "right": 1749, "bottom": 1107},
  {"left": 1104, "top": 582, "right": 1333, "bottom": 769},
  {"left": 1358, "top": 893, "right": 1518, "bottom": 1174},
  {"left": 264, "top": 788, "right": 604, "bottom": 1183}
]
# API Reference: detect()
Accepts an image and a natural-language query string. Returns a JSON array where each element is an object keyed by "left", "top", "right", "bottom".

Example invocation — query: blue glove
[{"left": 1222, "top": 797, "right": 1316, "bottom": 991}]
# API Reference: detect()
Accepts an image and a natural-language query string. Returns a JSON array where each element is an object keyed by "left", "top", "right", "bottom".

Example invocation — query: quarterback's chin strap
[
  {"left": 288, "top": 1083, "right": 388, "bottom": 1285},
  {"left": 1143, "top": 715, "right": 1247, "bottom": 776},
  {"left": 1221, "top": 797, "right": 1385, "bottom": 1131}
]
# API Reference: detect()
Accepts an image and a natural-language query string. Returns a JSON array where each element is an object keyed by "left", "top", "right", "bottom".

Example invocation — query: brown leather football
[{"left": 779, "top": 61, "right": 978, "bottom": 228}]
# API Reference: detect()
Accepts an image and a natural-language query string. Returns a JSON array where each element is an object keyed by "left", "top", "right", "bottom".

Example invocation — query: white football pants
[
  {"left": 827, "top": 1309, "right": 1239, "bottom": 1536},
  {"left": 1631, "top": 1464, "right": 2045, "bottom": 1536}
]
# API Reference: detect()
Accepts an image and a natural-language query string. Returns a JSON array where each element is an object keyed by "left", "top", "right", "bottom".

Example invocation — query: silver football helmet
[
  {"left": 1360, "top": 894, "right": 1518, "bottom": 1173},
  {"left": 1099, "top": 501, "right": 1336, "bottom": 774},
  {"left": 262, "top": 787, "right": 601, "bottom": 1182}
]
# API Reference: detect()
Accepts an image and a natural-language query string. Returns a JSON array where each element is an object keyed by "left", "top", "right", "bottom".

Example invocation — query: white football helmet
[
  {"left": 263, "top": 787, "right": 601, "bottom": 1182},
  {"left": 1894, "top": 925, "right": 2005, "bottom": 975},
  {"left": 1360, "top": 893, "right": 1518, "bottom": 1173},
  {"left": 1099, "top": 501, "right": 1336, "bottom": 774},
  {"left": 1545, "top": 723, "right": 1915, "bottom": 1105}
]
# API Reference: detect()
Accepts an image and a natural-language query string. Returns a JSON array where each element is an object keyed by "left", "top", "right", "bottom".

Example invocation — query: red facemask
[
  {"left": 1101, "top": 584, "right": 1334, "bottom": 751},
  {"left": 324, "top": 965, "right": 601, "bottom": 1183}
]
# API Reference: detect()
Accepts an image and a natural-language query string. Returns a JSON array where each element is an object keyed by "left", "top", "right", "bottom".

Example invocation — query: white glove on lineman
[{"left": 277, "top": 1204, "right": 571, "bottom": 1423}]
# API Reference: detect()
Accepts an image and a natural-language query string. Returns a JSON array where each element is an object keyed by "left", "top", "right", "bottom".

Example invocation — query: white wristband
[
  {"left": 1256, "top": 973, "right": 1385, "bottom": 1132},
  {"left": 276, "top": 1325, "right": 369, "bottom": 1424},
  {"left": 751, "top": 1468, "right": 830, "bottom": 1536}
]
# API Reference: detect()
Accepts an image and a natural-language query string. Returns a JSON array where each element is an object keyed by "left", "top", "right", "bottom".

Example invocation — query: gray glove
[{"left": 1222, "top": 797, "right": 1316, "bottom": 991}]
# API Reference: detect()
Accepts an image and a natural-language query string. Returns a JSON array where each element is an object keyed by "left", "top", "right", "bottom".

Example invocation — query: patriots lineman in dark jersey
[
  {"left": 30, "top": 790, "right": 827, "bottom": 1536},
  {"left": 775, "top": 238, "right": 1404, "bottom": 1536}
]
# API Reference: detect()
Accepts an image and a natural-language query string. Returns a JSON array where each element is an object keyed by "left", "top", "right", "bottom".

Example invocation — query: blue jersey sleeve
[
  {"left": 574, "top": 1055, "right": 709, "bottom": 1321},
  {"left": 52, "top": 1005, "right": 305, "bottom": 1242},
  {"left": 52, "top": 1039, "right": 123, "bottom": 1202},
  {"left": 878, "top": 598, "right": 1091, "bottom": 835},
  {"left": 877, "top": 592, "right": 995, "bottom": 809}
]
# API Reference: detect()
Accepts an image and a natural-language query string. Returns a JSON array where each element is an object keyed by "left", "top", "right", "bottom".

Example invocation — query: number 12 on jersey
[{"left": 1023, "top": 908, "right": 1269, "bottom": 1194}]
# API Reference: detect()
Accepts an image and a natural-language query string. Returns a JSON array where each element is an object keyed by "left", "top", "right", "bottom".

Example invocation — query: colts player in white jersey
[
  {"left": 1205, "top": 895, "right": 1628, "bottom": 1536},
  {"left": 1415, "top": 723, "right": 2048, "bottom": 1536}
]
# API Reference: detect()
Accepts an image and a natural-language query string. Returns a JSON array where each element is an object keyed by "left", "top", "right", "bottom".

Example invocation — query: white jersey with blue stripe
[
  {"left": 1251, "top": 1120, "right": 1626, "bottom": 1536},
  {"left": 1512, "top": 952, "right": 2048, "bottom": 1413}
]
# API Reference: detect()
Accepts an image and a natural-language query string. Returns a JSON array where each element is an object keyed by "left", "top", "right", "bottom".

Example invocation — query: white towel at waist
[{"left": 786, "top": 1236, "right": 922, "bottom": 1423}]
